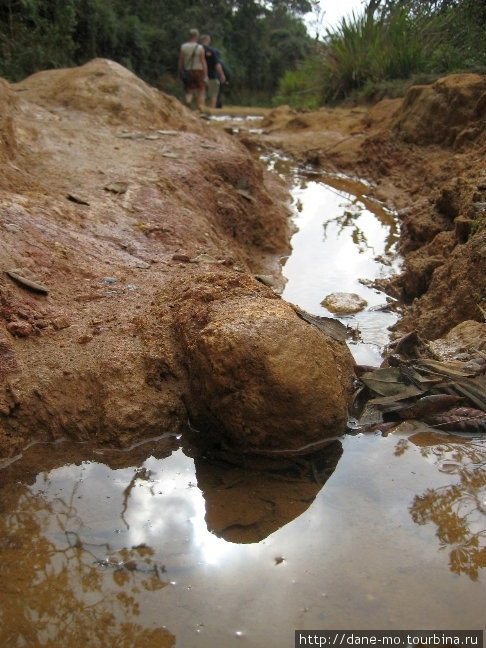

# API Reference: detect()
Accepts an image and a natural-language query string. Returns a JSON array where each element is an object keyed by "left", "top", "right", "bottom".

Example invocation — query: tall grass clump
[
  {"left": 276, "top": 0, "right": 486, "bottom": 108},
  {"left": 319, "top": 5, "right": 434, "bottom": 103}
]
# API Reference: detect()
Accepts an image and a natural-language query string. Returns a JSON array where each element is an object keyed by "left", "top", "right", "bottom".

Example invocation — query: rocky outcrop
[
  {"left": 13, "top": 58, "right": 204, "bottom": 132},
  {"left": 168, "top": 269, "right": 355, "bottom": 455}
]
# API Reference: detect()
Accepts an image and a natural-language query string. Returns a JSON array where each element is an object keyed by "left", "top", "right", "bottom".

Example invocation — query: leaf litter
[{"left": 352, "top": 354, "right": 486, "bottom": 435}]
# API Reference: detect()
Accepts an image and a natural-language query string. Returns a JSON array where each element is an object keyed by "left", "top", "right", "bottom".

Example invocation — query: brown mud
[{"left": 1, "top": 61, "right": 486, "bottom": 465}]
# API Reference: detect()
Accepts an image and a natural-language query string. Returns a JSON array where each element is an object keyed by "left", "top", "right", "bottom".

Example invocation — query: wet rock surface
[
  {"left": 167, "top": 269, "right": 355, "bottom": 454},
  {"left": 321, "top": 292, "right": 368, "bottom": 314}
]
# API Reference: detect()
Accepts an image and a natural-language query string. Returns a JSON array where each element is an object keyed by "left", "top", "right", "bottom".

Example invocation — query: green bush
[
  {"left": 273, "top": 57, "right": 322, "bottom": 109},
  {"left": 317, "top": 6, "right": 435, "bottom": 103}
]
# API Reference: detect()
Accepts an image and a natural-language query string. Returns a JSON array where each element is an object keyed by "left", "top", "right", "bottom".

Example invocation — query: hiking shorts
[
  {"left": 183, "top": 69, "right": 206, "bottom": 91},
  {"left": 206, "top": 78, "right": 220, "bottom": 100}
]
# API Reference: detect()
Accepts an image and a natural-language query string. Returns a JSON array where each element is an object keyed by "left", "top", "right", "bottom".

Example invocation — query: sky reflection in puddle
[
  {"left": 267, "top": 154, "right": 402, "bottom": 366},
  {"left": 1, "top": 428, "right": 485, "bottom": 647}
]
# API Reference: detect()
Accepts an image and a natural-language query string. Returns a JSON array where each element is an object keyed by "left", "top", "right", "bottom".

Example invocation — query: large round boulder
[{"left": 171, "top": 270, "right": 355, "bottom": 455}]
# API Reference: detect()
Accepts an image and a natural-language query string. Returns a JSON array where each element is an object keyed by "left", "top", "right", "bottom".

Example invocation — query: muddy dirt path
[{"left": 1, "top": 60, "right": 486, "bottom": 464}]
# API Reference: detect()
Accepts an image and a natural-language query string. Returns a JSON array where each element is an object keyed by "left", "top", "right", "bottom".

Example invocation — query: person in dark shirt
[{"left": 200, "top": 35, "right": 226, "bottom": 109}]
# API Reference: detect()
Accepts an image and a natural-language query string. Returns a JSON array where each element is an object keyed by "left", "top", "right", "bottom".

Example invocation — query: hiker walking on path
[
  {"left": 200, "top": 34, "right": 226, "bottom": 109},
  {"left": 178, "top": 28, "right": 208, "bottom": 110}
]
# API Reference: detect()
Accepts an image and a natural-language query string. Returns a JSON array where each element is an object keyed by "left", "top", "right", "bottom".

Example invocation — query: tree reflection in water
[
  {"left": 0, "top": 483, "right": 174, "bottom": 648},
  {"left": 403, "top": 431, "right": 486, "bottom": 581},
  {"left": 0, "top": 437, "right": 342, "bottom": 646}
]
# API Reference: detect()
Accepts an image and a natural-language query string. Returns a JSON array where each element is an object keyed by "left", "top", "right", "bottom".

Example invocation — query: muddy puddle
[
  {"left": 2, "top": 428, "right": 485, "bottom": 646},
  {"left": 262, "top": 151, "right": 400, "bottom": 366},
  {"left": 1, "top": 115, "right": 485, "bottom": 647}
]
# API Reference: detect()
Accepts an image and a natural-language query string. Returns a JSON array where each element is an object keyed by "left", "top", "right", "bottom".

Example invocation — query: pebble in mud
[{"left": 6, "top": 320, "right": 34, "bottom": 338}]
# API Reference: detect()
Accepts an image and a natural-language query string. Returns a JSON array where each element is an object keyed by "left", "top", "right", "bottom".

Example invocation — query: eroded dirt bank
[
  {"left": 241, "top": 74, "right": 486, "bottom": 344},
  {"left": 0, "top": 58, "right": 355, "bottom": 460},
  {"left": 1, "top": 61, "right": 486, "bottom": 461}
]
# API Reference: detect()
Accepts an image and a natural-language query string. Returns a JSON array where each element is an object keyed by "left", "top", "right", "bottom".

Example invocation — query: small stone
[
  {"left": 7, "top": 320, "right": 33, "bottom": 338},
  {"left": 102, "top": 277, "right": 117, "bottom": 285},
  {"left": 191, "top": 253, "right": 220, "bottom": 264},
  {"left": 116, "top": 131, "right": 143, "bottom": 139},
  {"left": 321, "top": 292, "right": 368, "bottom": 314},
  {"left": 4, "top": 223, "right": 21, "bottom": 232},
  {"left": 104, "top": 182, "right": 128, "bottom": 194},
  {"left": 67, "top": 193, "right": 90, "bottom": 205},
  {"left": 236, "top": 188, "right": 255, "bottom": 202},
  {"left": 77, "top": 334, "right": 93, "bottom": 344},
  {"left": 172, "top": 253, "right": 191, "bottom": 263},
  {"left": 51, "top": 316, "right": 71, "bottom": 330},
  {"left": 254, "top": 274, "right": 275, "bottom": 287},
  {"left": 135, "top": 261, "right": 151, "bottom": 269},
  {"left": 35, "top": 319, "right": 50, "bottom": 329}
]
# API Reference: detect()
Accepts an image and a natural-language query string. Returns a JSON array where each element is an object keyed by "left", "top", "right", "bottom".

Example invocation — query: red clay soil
[{"left": 1, "top": 61, "right": 486, "bottom": 461}]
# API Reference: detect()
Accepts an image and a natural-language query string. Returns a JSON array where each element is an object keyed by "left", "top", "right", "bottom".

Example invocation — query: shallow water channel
[
  {"left": 263, "top": 151, "right": 400, "bottom": 366},
  {"left": 1, "top": 119, "right": 485, "bottom": 647}
]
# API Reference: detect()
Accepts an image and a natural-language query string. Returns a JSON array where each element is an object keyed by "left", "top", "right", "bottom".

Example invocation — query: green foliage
[
  {"left": 276, "top": 0, "right": 486, "bottom": 108},
  {"left": 0, "top": 0, "right": 313, "bottom": 104},
  {"left": 72, "top": 0, "right": 118, "bottom": 62},
  {"left": 273, "top": 55, "right": 322, "bottom": 109},
  {"left": 317, "top": 6, "right": 435, "bottom": 104},
  {"left": 0, "top": 0, "right": 77, "bottom": 80}
]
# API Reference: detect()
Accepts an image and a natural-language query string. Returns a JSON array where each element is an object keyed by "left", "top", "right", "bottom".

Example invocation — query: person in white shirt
[{"left": 178, "top": 28, "right": 208, "bottom": 110}]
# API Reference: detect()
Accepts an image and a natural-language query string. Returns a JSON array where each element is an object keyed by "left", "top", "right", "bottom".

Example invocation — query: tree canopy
[
  {"left": 1, "top": 0, "right": 485, "bottom": 106},
  {"left": 0, "top": 0, "right": 316, "bottom": 102}
]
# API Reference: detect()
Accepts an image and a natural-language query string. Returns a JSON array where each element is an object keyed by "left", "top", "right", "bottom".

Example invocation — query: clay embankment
[{"left": 0, "top": 58, "right": 355, "bottom": 461}]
